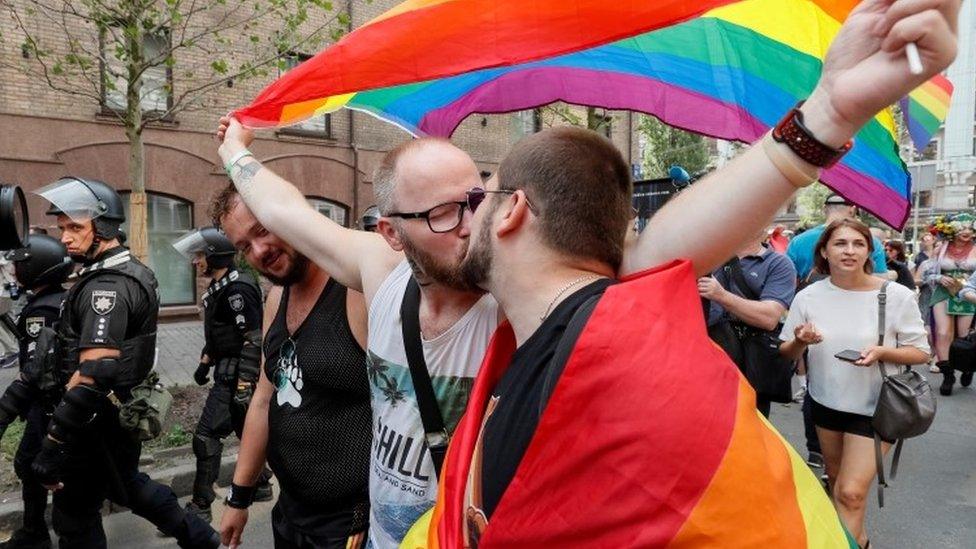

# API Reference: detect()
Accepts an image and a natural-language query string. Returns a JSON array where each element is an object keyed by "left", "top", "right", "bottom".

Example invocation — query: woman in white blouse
[{"left": 780, "top": 218, "right": 929, "bottom": 549}]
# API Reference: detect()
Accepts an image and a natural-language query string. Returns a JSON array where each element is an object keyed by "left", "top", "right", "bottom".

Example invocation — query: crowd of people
[{"left": 0, "top": 0, "right": 962, "bottom": 548}]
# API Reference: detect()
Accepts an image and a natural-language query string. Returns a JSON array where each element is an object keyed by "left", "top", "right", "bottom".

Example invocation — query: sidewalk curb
[{"left": 0, "top": 452, "right": 239, "bottom": 531}]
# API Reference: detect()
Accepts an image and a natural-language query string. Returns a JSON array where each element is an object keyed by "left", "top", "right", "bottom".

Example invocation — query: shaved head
[{"left": 373, "top": 138, "right": 475, "bottom": 214}]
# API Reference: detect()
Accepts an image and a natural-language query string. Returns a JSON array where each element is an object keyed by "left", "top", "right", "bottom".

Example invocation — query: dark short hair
[
  {"left": 497, "top": 127, "right": 632, "bottom": 270},
  {"left": 885, "top": 239, "right": 907, "bottom": 262},
  {"left": 209, "top": 182, "right": 241, "bottom": 229},
  {"left": 813, "top": 218, "right": 875, "bottom": 275}
]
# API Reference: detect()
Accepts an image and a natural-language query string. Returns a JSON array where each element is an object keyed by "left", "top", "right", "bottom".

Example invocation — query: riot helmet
[
  {"left": 361, "top": 205, "right": 380, "bottom": 232},
  {"left": 38, "top": 177, "right": 125, "bottom": 241},
  {"left": 11, "top": 234, "right": 73, "bottom": 290},
  {"left": 173, "top": 226, "right": 236, "bottom": 272}
]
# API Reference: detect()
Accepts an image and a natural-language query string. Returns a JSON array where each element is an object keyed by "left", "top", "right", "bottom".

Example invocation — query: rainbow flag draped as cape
[
  {"left": 236, "top": 0, "right": 952, "bottom": 230},
  {"left": 403, "top": 260, "right": 856, "bottom": 548}
]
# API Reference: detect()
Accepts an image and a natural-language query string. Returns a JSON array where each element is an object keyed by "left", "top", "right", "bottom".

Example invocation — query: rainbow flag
[
  {"left": 236, "top": 0, "right": 953, "bottom": 229},
  {"left": 404, "top": 260, "right": 857, "bottom": 548}
]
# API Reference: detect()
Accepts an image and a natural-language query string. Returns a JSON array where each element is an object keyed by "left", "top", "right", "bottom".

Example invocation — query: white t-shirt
[
  {"left": 780, "top": 279, "right": 929, "bottom": 416},
  {"left": 366, "top": 261, "right": 499, "bottom": 548}
]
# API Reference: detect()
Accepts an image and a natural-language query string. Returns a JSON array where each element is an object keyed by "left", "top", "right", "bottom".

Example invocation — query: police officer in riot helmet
[
  {"left": 172, "top": 226, "right": 273, "bottom": 523},
  {"left": 0, "top": 234, "right": 72, "bottom": 549},
  {"left": 29, "top": 177, "right": 219, "bottom": 548},
  {"left": 360, "top": 205, "right": 380, "bottom": 232}
]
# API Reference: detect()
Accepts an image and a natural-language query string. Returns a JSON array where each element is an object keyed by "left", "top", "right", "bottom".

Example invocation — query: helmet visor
[
  {"left": 171, "top": 230, "right": 208, "bottom": 259},
  {"left": 35, "top": 178, "right": 105, "bottom": 223}
]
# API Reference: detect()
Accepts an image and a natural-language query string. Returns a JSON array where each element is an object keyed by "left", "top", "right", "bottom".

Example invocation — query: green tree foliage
[
  {"left": 0, "top": 0, "right": 345, "bottom": 259},
  {"left": 637, "top": 115, "right": 710, "bottom": 179}
]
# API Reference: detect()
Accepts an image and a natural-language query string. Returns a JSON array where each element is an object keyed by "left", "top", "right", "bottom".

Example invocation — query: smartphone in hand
[{"left": 834, "top": 349, "right": 862, "bottom": 363}]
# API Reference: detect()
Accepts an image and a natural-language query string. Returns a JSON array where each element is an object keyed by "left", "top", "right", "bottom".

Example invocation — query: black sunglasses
[{"left": 466, "top": 187, "right": 539, "bottom": 215}]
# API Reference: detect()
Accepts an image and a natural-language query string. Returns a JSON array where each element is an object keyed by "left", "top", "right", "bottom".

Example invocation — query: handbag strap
[
  {"left": 876, "top": 281, "right": 890, "bottom": 378},
  {"left": 874, "top": 435, "right": 905, "bottom": 508},
  {"left": 874, "top": 280, "right": 897, "bottom": 508},
  {"left": 399, "top": 277, "right": 449, "bottom": 479}
]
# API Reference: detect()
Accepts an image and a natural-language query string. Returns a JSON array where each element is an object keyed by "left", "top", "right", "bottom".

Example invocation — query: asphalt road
[
  {"left": 768, "top": 370, "right": 976, "bottom": 549},
  {"left": 102, "top": 490, "right": 277, "bottom": 548}
]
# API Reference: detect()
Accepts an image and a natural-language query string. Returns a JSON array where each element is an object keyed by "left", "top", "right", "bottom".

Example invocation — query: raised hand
[
  {"left": 794, "top": 323, "right": 823, "bottom": 346},
  {"left": 802, "top": 0, "right": 960, "bottom": 146},
  {"left": 217, "top": 115, "right": 255, "bottom": 150}
]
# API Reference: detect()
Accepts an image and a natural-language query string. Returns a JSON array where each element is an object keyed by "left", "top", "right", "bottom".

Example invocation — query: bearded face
[{"left": 398, "top": 224, "right": 478, "bottom": 292}]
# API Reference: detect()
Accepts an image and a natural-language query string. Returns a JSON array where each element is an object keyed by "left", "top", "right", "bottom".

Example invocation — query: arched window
[
  {"left": 306, "top": 196, "right": 349, "bottom": 227},
  {"left": 120, "top": 192, "right": 195, "bottom": 305}
]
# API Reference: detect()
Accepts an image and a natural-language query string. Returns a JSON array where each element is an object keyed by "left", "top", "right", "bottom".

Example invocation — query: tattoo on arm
[{"left": 230, "top": 159, "right": 263, "bottom": 202}]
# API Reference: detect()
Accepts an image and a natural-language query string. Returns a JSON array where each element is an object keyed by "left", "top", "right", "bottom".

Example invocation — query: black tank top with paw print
[{"left": 263, "top": 277, "right": 371, "bottom": 534}]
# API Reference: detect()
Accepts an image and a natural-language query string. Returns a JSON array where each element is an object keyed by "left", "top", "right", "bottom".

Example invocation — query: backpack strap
[
  {"left": 400, "top": 277, "right": 449, "bottom": 479},
  {"left": 727, "top": 257, "right": 761, "bottom": 301}
]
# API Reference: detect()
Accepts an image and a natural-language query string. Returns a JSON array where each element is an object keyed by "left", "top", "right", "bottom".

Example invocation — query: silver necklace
[{"left": 541, "top": 275, "right": 603, "bottom": 321}]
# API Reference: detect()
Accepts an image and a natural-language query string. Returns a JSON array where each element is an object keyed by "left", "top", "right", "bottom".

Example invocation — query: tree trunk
[
  {"left": 125, "top": 19, "right": 150, "bottom": 264},
  {"left": 127, "top": 131, "right": 149, "bottom": 263}
]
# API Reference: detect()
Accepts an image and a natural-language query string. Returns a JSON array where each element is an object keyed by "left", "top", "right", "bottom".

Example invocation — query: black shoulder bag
[
  {"left": 400, "top": 277, "right": 450, "bottom": 479},
  {"left": 871, "top": 281, "right": 936, "bottom": 507},
  {"left": 725, "top": 259, "right": 795, "bottom": 403}
]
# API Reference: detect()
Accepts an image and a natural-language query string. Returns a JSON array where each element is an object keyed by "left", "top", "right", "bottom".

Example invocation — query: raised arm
[
  {"left": 622, "top": 0, "right": 960, "bottom": 277},
  {"left": 217, "top": 118, "right": 402, "bottom": 296}
]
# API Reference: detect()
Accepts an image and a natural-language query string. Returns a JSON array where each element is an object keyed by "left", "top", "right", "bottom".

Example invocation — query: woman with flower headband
[{"left": 922, "top": 213, "right": 976, "bottom": 395}]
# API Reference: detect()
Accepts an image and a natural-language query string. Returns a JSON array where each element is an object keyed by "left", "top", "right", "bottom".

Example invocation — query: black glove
[
  {"left": 233, "top": 381, "right": 255, "bottom": 409},
  {"left": 0, "top": 406, "right": 16, "bottom": 438},
  {"left": 194, "top": 362, "right": 210, "bottom": 386},
  {"left": 32, "top": 437, "right": 66, "bottom": 487}
]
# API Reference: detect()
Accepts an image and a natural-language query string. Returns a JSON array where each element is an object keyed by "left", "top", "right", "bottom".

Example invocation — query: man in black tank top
[{"left": 213, "top": 188, "right": 371, "bottom": 549}]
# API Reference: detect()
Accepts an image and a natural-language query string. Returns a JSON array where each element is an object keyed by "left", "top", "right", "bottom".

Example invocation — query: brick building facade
[{"left": 0, "top": 0, "right": 637, "bottom": 312}]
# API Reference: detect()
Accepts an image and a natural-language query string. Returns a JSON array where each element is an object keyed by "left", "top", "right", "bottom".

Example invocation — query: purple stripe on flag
[
  {"left": 418, "top": 66, "right": 910, "bottom": 228},
  {"left": 417, "top": 66, "right": 768, "bottom": 141},
  {"left": 823, "top": 163, "right": 911, "bottom": 230}
]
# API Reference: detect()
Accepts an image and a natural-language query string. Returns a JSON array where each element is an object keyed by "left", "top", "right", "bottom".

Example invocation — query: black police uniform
[
  {"left": 39, "top": 246, "right": 218, "bottom": 549},
  {"left": 0, "top": 286, "right": 65, "bottom": 548},
  {"left": 191, "top": 268, "right": 271, "bottom": 508}
]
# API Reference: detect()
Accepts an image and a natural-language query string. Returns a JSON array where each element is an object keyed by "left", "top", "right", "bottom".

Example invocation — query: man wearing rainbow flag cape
[{"left": 412, "top": 1, "right": 960, "bottom": 547}]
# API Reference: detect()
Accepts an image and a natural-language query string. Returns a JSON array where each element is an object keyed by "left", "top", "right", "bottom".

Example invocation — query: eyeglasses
[
  {"left": 385, "top": 201, "right": 468, "bottom": 233},
  {"left": 465, "top": 187, "right": 539, "bottom": 215}
]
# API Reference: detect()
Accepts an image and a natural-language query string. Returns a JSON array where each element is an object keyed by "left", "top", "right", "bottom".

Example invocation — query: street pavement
[
  {"left": 770, "top": 371, "right": 976, "bottom": 549},
  {"left": 102, "top": 489, "right": 276, "bottom": 547}
]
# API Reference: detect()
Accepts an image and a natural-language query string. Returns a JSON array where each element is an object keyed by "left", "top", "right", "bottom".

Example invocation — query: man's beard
[
  {"left": 459, "top": 217, "right": 493, "bottom": 291},
  {"left": 260, "top": 252, "right": 310, "bottom": 286},
  {"left": 399, "top": 232, "right": 478, "bottom": 292}
]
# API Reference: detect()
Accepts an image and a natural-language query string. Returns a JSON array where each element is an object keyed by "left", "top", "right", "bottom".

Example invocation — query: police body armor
[
  {"left": 19, "top": 290, "right": 68, "bottom": 400},
  {"left": 59, "top": 251, "right": 160, "bottom": 391},
  {"left": 202, "top": 269, "right": 259, "bottom": 383}
]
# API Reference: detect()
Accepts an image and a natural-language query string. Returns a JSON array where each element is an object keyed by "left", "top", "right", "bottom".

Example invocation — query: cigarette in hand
[{"left": 906, "top": 42, "right": 923, "bottom": 75}]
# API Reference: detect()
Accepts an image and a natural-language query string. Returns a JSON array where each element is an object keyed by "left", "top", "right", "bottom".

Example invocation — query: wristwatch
[{"left": 772, "top": 101, "right": 853, "bottom": 168}]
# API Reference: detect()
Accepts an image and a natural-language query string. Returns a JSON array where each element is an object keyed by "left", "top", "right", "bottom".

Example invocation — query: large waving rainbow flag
[
  {"left": 236, "top": 0, "right": 952, "bottom": 229},
  {"left": 404, "top": 260, "right": 856, "bottom": 548}
]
